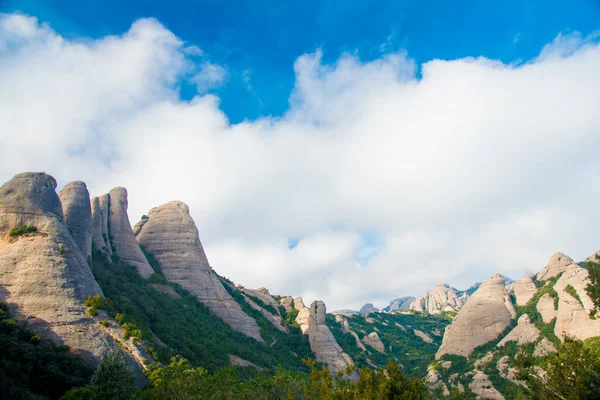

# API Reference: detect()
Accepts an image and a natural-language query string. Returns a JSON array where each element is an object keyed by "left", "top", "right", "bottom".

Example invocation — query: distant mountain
[
  {"left": 382, "top": 296, "right": 415, "bottom": 313},
  {"left": 409, "top": 284, "right": 469, "bottom": 315},
  {"left": 359, "top": 303, "right": 379, "bottom": 314},
  {"left": 331, "top": 309, "right": 360, "bottom": 316}
]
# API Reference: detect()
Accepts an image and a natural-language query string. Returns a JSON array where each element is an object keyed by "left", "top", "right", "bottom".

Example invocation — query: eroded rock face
[
  {"left": 436, "top": 274, "right": 516, "bottom": 359},
  {"left": 409, "top": 284, "right": 469, "bottom": 314},
  {"left": 134, "top": 201, "right": 263, "bottom": 342},
  {"left": 362, "top": 331, "right": 385, "bottom": 353},
  {"left": 536, "top": 252, "right": 573, "bottom": 282},
  {"left": 382, "top": 296, "right": 415, "bottom": 313},
  {"left": 414, "top": 329, "right": 434, "bottom": 344},
  {"left": 307, "top": 301, "right": 355, "bottom": 374},
  {"left": 512, "top": 277, "right": 537, "bottom": 306},
  {"left": 358, "top": 303, "right": 379, "bottom": 314},
  {"left": 91, "top": 197, "right": 109, "bottom": 257},
  {"left": 554, "top": 265, "right": 600, "bottom": 341},
  {"left": 280, "top": 296, "right": 294, "bottom": 313},
  {"left": 536, "top": 294, "right": 557, "bottom": 323},
  {"left": 497, "top": 314, "right": 540, "bottom": 347},
  {"left": 58, "top": 181, "right": 93, "bottom": 263},
  {"left": 533, "top": 338, "right": 557, "bottom": 357},
  {"left": 108, "top": 188, "right": 154, "bottom": 278},
  {"left": 0, "top": 172, "right": 116, "bottom": 364},
  {"left": 469, "top": 371, "right": 505, "bottom": 400}
]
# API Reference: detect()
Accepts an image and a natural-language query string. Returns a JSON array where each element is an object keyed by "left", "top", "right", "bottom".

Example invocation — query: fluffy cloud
[{"left": 1, "top": 13, "right": 600, "bottom": 310}]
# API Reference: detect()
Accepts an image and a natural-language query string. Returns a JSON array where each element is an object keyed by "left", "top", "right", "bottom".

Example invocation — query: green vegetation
[
  {"left": 514, "top": 279, "right": 560, "bottom": 344},
  {"left": 8, "top": 225, "right": 37, "bottom": 238},
  {"left": 244, "top": 292, "right": 279, "bottom": 315},
  {"left": 564, "top": 284, "right": 584, "bottom": 308},
  {"left": 0, "top": 301, "right": 93, "bottom": 399},
  {"left": 327, "top": 312, "right": 451, "bottom": 377},
  {"left": 586, "top": 260, "right": 600, "bottom": 312},
  {"left": 89, "top": 252, "right": 312, "bottom": 373}
]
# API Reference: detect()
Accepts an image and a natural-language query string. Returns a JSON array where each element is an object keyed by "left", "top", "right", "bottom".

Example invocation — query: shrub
[{"left": 8, "top": 225, "right": 37, "bottom": 238}]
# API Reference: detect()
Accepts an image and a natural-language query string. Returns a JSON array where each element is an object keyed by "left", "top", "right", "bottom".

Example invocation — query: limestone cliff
[
  {"left": 436, "top": 274, "right": 516, "bottom": 359},
  {"left": 133, "top": 201, "right": 263, "bottom": 342},
  {"left": 410, "top": 284, "right": 469, "bottom": 314},
  {"left": 0, "top": 173, "right": 116, "bottom": 364},
  {"left": 58, "top": 181, "right": 93, "bottom": 263}
]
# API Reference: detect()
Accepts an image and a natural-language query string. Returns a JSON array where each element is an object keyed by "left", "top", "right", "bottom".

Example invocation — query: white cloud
[
  {"left": 1, "top": 13, "right": 600, "bottom": 310},
  {"left": 192, "top": 61, "right": 227, "bottom": 93}
]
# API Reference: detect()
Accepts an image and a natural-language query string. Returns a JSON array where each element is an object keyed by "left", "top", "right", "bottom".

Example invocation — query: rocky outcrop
[
  {"left": 382, "top": 296, "right": 415, "bottom": 313},
  {"left": 536, "top": 294, "right": 557, "bottom": 323},
  {"left": 279, "top": 296, "right": 294, "bottom": 313},
  {"left": 536, "top": 252, "right": 573, "bottom": 282},
  {"left": 335, "top": 315, "right": 366, "bottom": 351},
  {"left": 331, "top": 309, "right": 359, "bottom": 316},
  {"left": 469, "top": 371, "right": 505, "bottom": 400},
  {"left": 436, "top": 274, "right": 516, "bottom": 359},
  {"left": 0, "top": 172, "right": 117, "bottom": 365},
  {"left": 242, "top": 292, "right": 287, "bottom": 332},
  {"left": 409, "top": 284, "right": 469, "bottom": 314},
  {"left": 91, "top": 194, "right": 113, "bottom": 257},
  {"left": 134, "top": 201, "right": 263, "bottom": 342},
  {"left": 358, "top": 303, "right": 379, "bottom": 314},
  {"left": 58, "top": 181, "right": 93, "bottom": 263},
  {"left": 496, "top": 356, "right": 524, "bottom": 387},
  {"left": 553, "top": 264, "right": 600, "bottom": 341},
  {"left": 414, "top": 329, "right": 434, "bottom": 344},
  {"left": 585, "top": 250, "right": 600, "bottom": 264},
  {"left": 512, "top": 277, "right": 537, "bottom": 306},
  {"left": 533, "top": 338, "right": 557, "bottom": 357},
  {"left": 497, "top": 314, "right": 540, "bottom": 347},
  {"left": 296, "top": 300, "right": 354, "bottom": 375},
  {"left": 362, "top": 332, "right": 385, "bottom": 352},
  {"left": 108, "top": 188, "right": 154, "bottom": 278}
]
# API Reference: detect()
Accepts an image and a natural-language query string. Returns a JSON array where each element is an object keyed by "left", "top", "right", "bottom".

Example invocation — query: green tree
[{"left": 90, "top": 350, "right": 137, "bottom": 400}]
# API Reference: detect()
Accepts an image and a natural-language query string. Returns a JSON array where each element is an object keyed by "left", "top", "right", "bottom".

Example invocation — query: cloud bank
[{"left": 1, "top": 13, "right": 600, "bottom": 310}]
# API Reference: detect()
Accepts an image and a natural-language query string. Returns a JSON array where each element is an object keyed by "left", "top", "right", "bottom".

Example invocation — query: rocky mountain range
[{"left": 2, "top": 171, "right": 600, "bottom": 399}]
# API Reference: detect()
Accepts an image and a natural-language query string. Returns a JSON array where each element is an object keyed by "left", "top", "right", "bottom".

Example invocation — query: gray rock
[
  {"left": 512, "top": 277, "right": 537, "bottom": 306},
  {"left": 409, "top": 284, "right": 469, "bottom": 314},
  {"left": 533, "top": 338, "right": 557, "bottom": 357},
  {"left": 359, "top": 303, "right": 379, "bottom": 314},
  {"left": 58, "top": 181, "right": 93, "bottom": 263},
  {"left": 536, "top": 293, "right": 557, "bottom": 323},
  {"left": 108, "top": 188, "right": 154, "bottom": 278},
  {"left": 436, "top": 274, "right": 516, "bottom": 359},
  {"left": 90, "top": 197, "right": 109, "bottom": 257},
  {"left": 134, "top": 201, "right": 263, "bottom": 342},
  {"left": 279, "top": 296, "right": 294, "bottom": 313},
  {"left": 536, "top": 252, "right": 573, "bottom": 282},
  {"left": 382, "top": 296, "right": 415, "bottom": 313},
  {"left": 98, "top": 194, "right": 112, "bottom": 256},
  {"left": 362, "top": 331, "right": 385, "bottom": 352},
  {"left": 469, "top": 371, "right": 505, "bottom": 400},
  {"left": 0, "top": 172, "right": 116, "bottom": 365}
]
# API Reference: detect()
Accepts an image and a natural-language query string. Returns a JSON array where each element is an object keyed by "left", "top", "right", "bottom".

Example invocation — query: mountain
[
  {"left": 382, "top": 296, "right": 415, "bottom": 313},
  {"left": 409, "top": 283, "right": 470, "bottom": 314},
  {"left": 358, "top": 303, "right": 379, "bottom": 314}
]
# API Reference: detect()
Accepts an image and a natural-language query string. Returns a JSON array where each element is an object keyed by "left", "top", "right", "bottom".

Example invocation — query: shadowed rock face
[
  {"left": 108, "top": 188, "right": 154, "bottom": 278},
  {"left": 0, "top": 172, "right": 116, "bottom": 364},
  {"left": 133, "top": 201, "right": 263, "bottom": 342},
  {"left": 436, "top": 274, "right": 516, "bottom": 359},
  {"left": 59, "top": 181, "right": 93, "bottom": 263},
  {"left": 382, "top": 296, "right": 415, "bottom": 313}
]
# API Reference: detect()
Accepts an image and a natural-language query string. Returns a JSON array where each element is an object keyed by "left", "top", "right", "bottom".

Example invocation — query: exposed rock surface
[
  {"left": 497, "top": 314, "right": 540, "bottom": 347},
  {"left": 362, "top": 331, "right": 385, "bottom": 353},
  {"left": 244, "top": 287, "right": 281, "bottom": 312},
  {"left": 497, "top": 356, "right": 524, "bottom": 386},
  {"left": 533, "top": 338, "right": 557, "bottom": 357},
  {"left": 58, "top": 181, "right": 93, "bottom": 263},
  {"left": 242, "top": 293, "right": 287, "bottom": 332},
  {"left": 330, "top": 309, "right": 359, "bottom": 316},
  {"left": 229, "top": 355, "right": 263, "bottom": 371},
  {"left": 382, "top": 296, "right": 415, "bottom": 313},
  {"left": 0, "top": 173, "right": 116, "bottom": 365},
  {"left": 279, "top": 296, "right": 293, "bottom": 313},
  {"left": 474, "top": 351, "right": 495, "bottom": 369},
  {"left": 301, "top": 301, "right": 355, "bottom": 375},
  {"left": 436, "top": 274, "right": 516, "bottom": 359},
  {"left": 469, "top": 371, "right": 505, "bottom": 400},
  {"left": 134, "top": 201, "right": 263, "bottom": 342},
  {"left": 409, "top": 284, "right": 469, "bottom": 314},
  {"left": 358, "top": 303, "right": 379, "bottom": 314},
  {"left": 554, "top": 265, "right": 600, "bottom": 340},
  {"left": 512, "top": 277, "right": 537, "bottom": 306},
  {"left": 108, "top": 188, "right": 154, "bottom": 278},
  {"left": 536, "top": 294, "right": 557, "bottom": 323},
  {"left": 585, "top": 250, "right": 600, "bottom": 264},
  {"left": 414, "top": 329, "right": 434, "bottom": 343},
  {"left": 536, "top": 252, "right": 573, "bottom": 282},
  {"left": 91, "top": 194, "right": 112, "bottom": 257},
  {"left": 335, "top": 315, "right": 366, "bottom": 351}
]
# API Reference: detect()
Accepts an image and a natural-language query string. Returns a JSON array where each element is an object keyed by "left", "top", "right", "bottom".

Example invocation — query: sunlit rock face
[
  {"left": 436, "top": 274, "right": 516, "bottom": 359},
  {"left": 410, "top": 284, "right": 469, "bottom": 314},
  {"left": 58, "top": 181, "right": 93, "bottom": 263},
  {"left": 134, "top": 200, "right": 263, "bottom": 342}
]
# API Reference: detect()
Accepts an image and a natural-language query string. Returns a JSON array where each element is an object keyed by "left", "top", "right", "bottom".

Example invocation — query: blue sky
[
  {"left": 1, "top": 1, "right": 600, "bottom": 309},
  {"left": 3, "top": 0, "right": 600, "bottom": 123}
]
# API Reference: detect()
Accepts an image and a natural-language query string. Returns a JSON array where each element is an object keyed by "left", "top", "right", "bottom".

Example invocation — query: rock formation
[
  {"left": 134, "top": 201, "right": 263, "bottom": 342},
  {"left": 296, "top": 300, "right": 354, "bottom": 374},
  {"left": 58, "top": 181, "right": 93, "bottom": 263},
  {"left": 469, "top": 371, "right": 505, "bottom": 400},
  {"left": 279, "top": 296, "right": 294, "bottom": 313},
  {"left": 331, "top": 309, "right": 359, "bottom": 316},
  {"left": 436, "top": 274, "right": 516, "bottom": 359},
  {"left": 536, "top": 294, "right": 557, "bottom": 323},
  {"left": 358, "top": 303, "right": 379, "bottom": 314},
  {"left": 362, "top": 331, "right": 385, "bottom": 352},
  {"left": 512, "top": 277, "right": 537, "bottom": 306},
  {"left": 533, "top": 338, "right": 557, "bottom": 357},
  {"left": 335, "top": 315, "right": 366, "bottom": 351},
  {"left": 414, "top": 329, "right": 434, "bottom": 343},
  {"left": 497, "top": 314, "right": 540, "bottom": 347},
  {"left": 0, "top": 172, "right": 116, "bottom": 364},
  {"left": 553, "top": 264, "right": 600, "bottom": 341},
  {"left": 382, "top": 296, "right": 415, "bottom": 313},
  {"left": 409, "top": 284, "right": 469, "bottom": 314},
  {"left": 536, "top": 252, "right": 573, "bottom": 282},
  {"left": 108, "top": 188, "right": 154, "bottom": 278}
]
